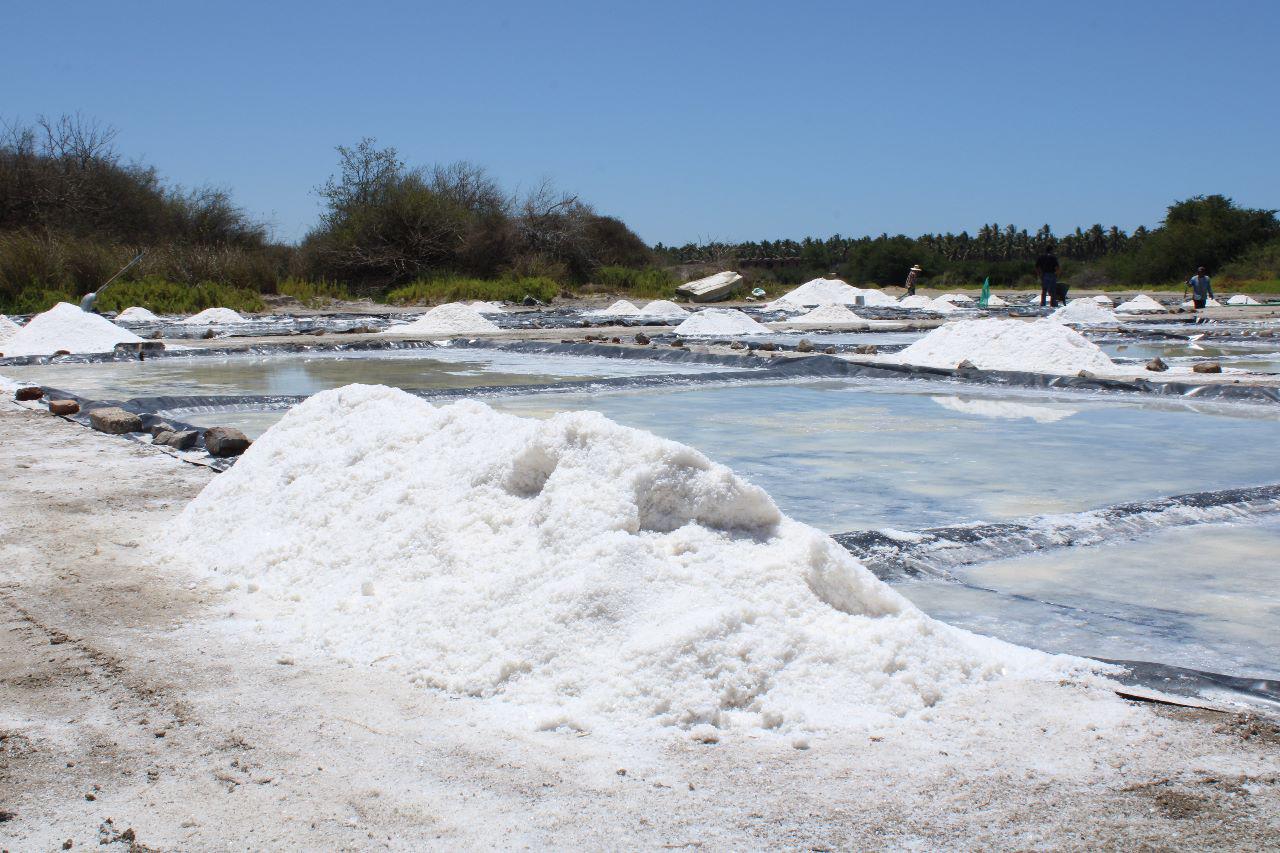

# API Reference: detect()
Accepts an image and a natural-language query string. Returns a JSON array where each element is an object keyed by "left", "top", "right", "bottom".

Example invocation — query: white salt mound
[
  {"left": 765, "top": 278, "right": 896, "bottom": 310},
  {"left": 926, "top": 297, "right": 960, "bottom": 314},
  {"left": 116, "top": 306, "right": 160, "bottom": 322},
  {"left": 467, "top": 301, "right": 505, "bottom": 314},
  {"left": 673, "top": 308, "right": 768, "bottom": 336},
  {"left": 893, "top": 317, "right": 1115, "bottom": 375},
  {"left": 0, "top": 315, "right": 20, "bottom": 348},
  {"left": 938, "top": 293, "right": 973, "bottom": 304},
  {"left": 1093, "top": 294, "right": 1115, "bottom": 305},
  {"left": 384, "top": 303, "right": 500, "bottom": 336},
  {"left": 896, "top": 294, "right": 933, "bottom": 309},
  {"left": 638, "top": 299, "right": 688, "bottom": 317},
  {"left": 182, "top": 307, "right": 248, "bottom": 325},
  {"left": 158, "top": 385, "right": 1079, "bottom": 734},
  {"left": 790, "top": 304, "right": 866, "bottom": 325},
  {"left": 2, "top": 302, "right": 144, "bottom": 357},
  {"left": 1227, "top": 294, "right": 1260, "bottom": 306},
  {"left": 1050, "top": 299, "right": 1119, "bottom": 326},
  {"left": 1114, "top": 294, "right": 1165, "bottom": 313},
  {"left": 1181, "top": 298, "right": 1222, "bottom": 308},
  {"left": 984, "top": 294, "right": 1008, "bottom": 307},
  {"left": 588, "top": 300, "right": 642, "bottom": 316}
]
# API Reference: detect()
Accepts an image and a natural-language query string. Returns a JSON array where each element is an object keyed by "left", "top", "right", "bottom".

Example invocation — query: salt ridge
[
  {"left": 158, "top": 386, "right": 1083, "bottom": 735},
  {"left": 2, "top": 302, "right": 144, "bottom": 357}
]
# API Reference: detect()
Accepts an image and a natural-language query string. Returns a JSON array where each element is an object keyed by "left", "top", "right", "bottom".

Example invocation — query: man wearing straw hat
[{"left": 904, "top": 264, "right": 922, "bottom": 296}]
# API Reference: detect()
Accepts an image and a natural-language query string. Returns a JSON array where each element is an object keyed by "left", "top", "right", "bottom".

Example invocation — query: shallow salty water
[
  {"left": 1, "top": 347, "right": 738, "bottom": 401},
  {"left": 493, "top": 382, "right": 1280, "bottom": 533},
  {"left": 900, "top": 519, "right": 1280, "bottom": 679},
  {"left": 1098, "top": 339, "right": 1280, "bottom": 373}
]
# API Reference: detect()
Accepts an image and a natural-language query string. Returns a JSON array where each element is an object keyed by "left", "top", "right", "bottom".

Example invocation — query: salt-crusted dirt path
[{"left": 1, "top": 400, "right": 1278, "bottom": 850}]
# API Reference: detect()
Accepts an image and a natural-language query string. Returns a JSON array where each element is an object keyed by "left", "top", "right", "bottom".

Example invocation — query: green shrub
[
  {"left": 383, "top": 276, "right": 560, "bottom": 305},
  {"left": 95, "top": 275, "right": 266, "bottom": 314},
  {"left": 277, "top": 278, "right": 353, "bottom": 305},
  {"left": 588, "top": 266, "right": 678, "bottom": 297}
]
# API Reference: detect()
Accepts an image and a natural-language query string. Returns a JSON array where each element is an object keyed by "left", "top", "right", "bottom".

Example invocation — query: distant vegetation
[{"left": 1, "top": 113, "right": 1276, "bottom": 313}]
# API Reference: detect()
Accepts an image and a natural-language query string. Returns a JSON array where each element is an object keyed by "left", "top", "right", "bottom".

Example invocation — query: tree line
[{"left": 2, "top": 114, "right": 1278, "bottom": 313}]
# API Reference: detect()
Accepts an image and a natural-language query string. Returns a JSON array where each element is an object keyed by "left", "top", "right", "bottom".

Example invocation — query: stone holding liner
[{"left": 157, "top": 385, "right": 1086, "bottom": 735}]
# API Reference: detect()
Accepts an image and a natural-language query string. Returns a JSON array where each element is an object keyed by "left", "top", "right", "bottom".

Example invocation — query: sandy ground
[{"left": 2, "top": 400, "right": 1279, "bottom": 850}]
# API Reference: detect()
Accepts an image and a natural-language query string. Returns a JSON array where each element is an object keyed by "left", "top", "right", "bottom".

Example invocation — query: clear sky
[{"left": 4, "top": 0, "right": 1277, "bottom": 246}]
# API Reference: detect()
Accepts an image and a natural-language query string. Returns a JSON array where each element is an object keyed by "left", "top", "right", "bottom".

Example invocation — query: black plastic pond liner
[
  {"left": 834, "top": 482, "right": 1280, "bottom": 581},
  {"left": 1101, "top": 659, "right": 1280, "bottom": 707}
]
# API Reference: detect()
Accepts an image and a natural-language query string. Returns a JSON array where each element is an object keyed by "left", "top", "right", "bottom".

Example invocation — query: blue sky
[{"left": 4, "top": 1, "right": 1277, "bottom": 245}]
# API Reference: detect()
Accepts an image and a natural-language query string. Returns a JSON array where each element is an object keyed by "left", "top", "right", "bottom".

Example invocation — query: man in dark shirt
[
  {"left": 1188, "top": 266, "right": 1213, "bottom": 309},
  {"left": 1035, "top": 248, "right": 1063, "bottom": 307}
]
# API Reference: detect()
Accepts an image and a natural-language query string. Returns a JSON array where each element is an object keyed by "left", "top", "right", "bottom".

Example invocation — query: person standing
[
  {"left": 1188, "top": 266, "right": 1214, "bottom": 309},
  {"left": 1035, "top": 245, "right": 1063, "bottom": 307},
  {"left": 904, "top": 264, "right": 922, "bottom": 296}
]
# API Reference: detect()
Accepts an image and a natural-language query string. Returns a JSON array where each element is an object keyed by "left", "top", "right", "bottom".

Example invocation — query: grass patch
[
  {"left": 277, "top": 278, "right": 353, "bottom": 306},
  {"left": 383, "top": 276, "right": 561, "bottom": 306},
  {"left": 587, "top": 266, "right": 679, "bottom": 298},
  {"left": 96, "top": 276, "right": 266, "bottom": 314},
  {"left": 1221, "top": 278, "right": 1280, "bottom": 294}
]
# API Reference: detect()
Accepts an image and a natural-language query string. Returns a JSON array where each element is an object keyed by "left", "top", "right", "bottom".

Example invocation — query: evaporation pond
[
  {"left": 899, "top": 519, "right": 1280, "bottom": 679},
  {"left": 1, "top": 347, "right": 737, "bottom": 401},
  {"left": 491, "top": 381, "right": 1280, "bottom": 532}
]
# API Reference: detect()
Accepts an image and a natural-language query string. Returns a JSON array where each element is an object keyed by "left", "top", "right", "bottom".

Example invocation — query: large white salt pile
[
  {"left": 159, "top": 385, "right": 1079, "bottom": 734},
  {"left": 892, "top": 317, "right": 1115, "bottom": 375},
  {"left": 384, "top": 303, "right": 500, "bottom": 337},
  {"left": 789, "top": 304, "right": 866, "bottom": 325},
  {"left": 1227, "top": 294, "right": 1260, "bottom": 306},
  {"left": 182, "top": 307, "right": 248, "bottom": 324},
  {"left": 116, "top": 306, "right": 160, "bottom": 322},
  {"left": 587, "top": 300, "right": 642, "bottom": 316},
  {"left": 926, "top": 296, "right": 961, "bottom": 314},
  {"left": 0, "top": 315, "right": 20, "bottom": 349},
  {"left": 1050, "top": 298, "right": 1119, "bottom": 326},
  {"left": 896, "top": 294, "right": 932, "bottom": 309},
  {"left": 673, "top": 308, "right": 768, "bottom": 336},
  {"left": 638, "top": 299, "right": 688, "bottom": 317},
  {"left": 1114, "top": 294, "right": 1165, "bottom": 313},
  {"left": 765, "top": 278, "right": 858, "bottom": 310},
  {"left": 2, "top": 302, "right": 144, "bottom": 357}
]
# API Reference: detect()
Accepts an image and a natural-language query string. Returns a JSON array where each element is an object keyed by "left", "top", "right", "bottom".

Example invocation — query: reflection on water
[
  {"left": 1099, "top": 340, "right": 1280, "bottom": 373},
  {"left": 2, "top": 347, "right": 733, "bottom": 400},
  {"left": 900, "top": 519, "right": 1280, "bottom": 678},
  {"left": 493, "top": 382, "right": 1280, "bottom": 532}
]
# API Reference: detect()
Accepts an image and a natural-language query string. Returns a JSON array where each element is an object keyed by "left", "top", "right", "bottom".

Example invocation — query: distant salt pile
[
  {"left": 984, "top": 294, "right": 1008, "bottom": 307},
  {"left": 467, "top": 301, "right": 505, "bottom": 314},
  {"left": 1181, "top": 298, "right": 1222, "bottom": 308},
  {"left": 116, "top": 306, "right": 160, "bottom": 322},
  {"left": 897, "top": 294, "right": 933, "bottom": 309},
  {"left": 1093, "top": 294, "right": 1115, "bottom": 305},
  {"left": 1115, "top": 294, "right": 1165, "bottom": 314},
  {"left": 1050, "top": 298, "right": 1119, "bottom": 326},
  {"left": 673, "top": 308, "right": 768, "bottom": 336},
  {"left": 159, "top": 385, "right": 1075, "bottom": 734},
  {"left": 587, "top": 300, "right": 642, "bottom": 317},
  {"left": 766, "top": 278, "right": 897, "bottom": 310},
  {"left": 892, "top": 317, "right": 1115, "bottom": 375},
  {"left": 1227, "top": 294, "right": 1260, "bottom": 306},
  {"left": 384, "top": 303, "right": 500, "bottom": 337},
  {"left": 937, "top": 293, "right": 973, "bottom": 304},
  {"left": 789, "top": 304, "right": 866, "bottom": 325},
  {"left": 0, "top": 315, "right": 20, "bottom": 349},
  {"left": 927, "top": 297, "right": 961, "bottom": 314},
  {"left": 638, "top": 299, "right": 688, "bottom": 318},
  {"left": 2, "top": 302, "right": 144, "bottom": 357},
  {"left": 182, "top": 307, "right": 248, "bottom": 325}
]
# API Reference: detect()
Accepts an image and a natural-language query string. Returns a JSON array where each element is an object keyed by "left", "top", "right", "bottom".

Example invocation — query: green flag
[{"left": 979, "top": 276, "right": 990, "bottom": 307}]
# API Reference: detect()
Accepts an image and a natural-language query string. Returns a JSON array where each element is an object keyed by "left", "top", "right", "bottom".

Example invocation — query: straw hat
[{"left": 910, "top": 265, "right": 923, "bottom": 272}]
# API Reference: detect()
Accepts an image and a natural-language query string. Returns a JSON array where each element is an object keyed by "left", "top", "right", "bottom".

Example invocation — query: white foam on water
[
  {"left": 890, "top": 317, "right": 1116, "bottom": 375},
  {"left": 1050, "top": 298, "right": 1119, "bottom": 326},
  {"left": 383, "top": 303, "right": 500, "bottom": 336},
  {"left": 157, "top": 385, "right": 1087, "bottom": 735},
  {"left": 674, "top": 308, "right": 769, "bottom": 336},
  {"left": 1, "top": 302, "right": 144, "bottom": 357},
  {"left": 115, "top": 306, "right": 161, "bottom": 322},
  {"left": 1115, "top": 294, "right": 1165, "bottom": 314},
  {"left": 182, "top": 307, "right": 248, "bottom": 324},
  {"left": 931, "top": 395, "right": 1078, "bottom": 424}
]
